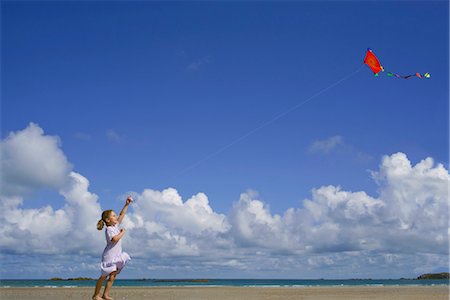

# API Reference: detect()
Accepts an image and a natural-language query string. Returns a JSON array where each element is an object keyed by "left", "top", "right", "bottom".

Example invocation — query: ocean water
[{"left": 0, "top": 278, "right": 448, "bottom": 288}]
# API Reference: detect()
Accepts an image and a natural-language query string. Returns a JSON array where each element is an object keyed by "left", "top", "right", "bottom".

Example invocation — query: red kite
[
  {"left": 364, "top": 49, "right": 384, "bottom": 75},
  {"left": 363, "top": 48, "right": 430, "bottom": 79}
]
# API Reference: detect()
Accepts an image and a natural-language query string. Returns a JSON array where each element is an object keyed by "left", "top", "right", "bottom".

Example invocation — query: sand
[{"left": 0, "top": 286, "right": 448, "bottom": 300}]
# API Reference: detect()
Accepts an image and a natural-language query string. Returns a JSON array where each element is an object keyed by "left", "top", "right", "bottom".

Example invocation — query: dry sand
[{"left": 0, "top": 286, "right": 448, "bottom": 300}]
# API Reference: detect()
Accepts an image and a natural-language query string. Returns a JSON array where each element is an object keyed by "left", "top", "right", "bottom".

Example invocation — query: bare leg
[
  {"left": 92, "top": 275, "right": 107, "bottom": 300},
  {"left": 103, "top": 271, "right": 118, "bottom": 300}
]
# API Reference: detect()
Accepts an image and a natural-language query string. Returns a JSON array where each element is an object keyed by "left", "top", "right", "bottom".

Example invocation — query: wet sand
[{"left": 0, "top": 286, "right": 448, "bottom": 300}]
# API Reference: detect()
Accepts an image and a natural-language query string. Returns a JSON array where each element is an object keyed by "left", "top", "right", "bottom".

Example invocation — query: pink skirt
[{"left": 100, "top": 252, "right": 131, "bottom": 276}]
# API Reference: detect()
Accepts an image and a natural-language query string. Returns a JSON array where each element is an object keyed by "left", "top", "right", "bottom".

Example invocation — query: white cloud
[
  {"left": 229, "top": 190, "right": 289, "bottom": 250},
  {"left": 59, "top": 172, "right": 104, "bottom": 252},
  {"left": 0, "top": 171, "right": 103, "bottom": 256},
  {"left": 106, "top": 129, "right": 121, "bottom": 143},
  {"left": 370, "top": 153, "right": 449, "bottom": 254},
  {"left": 0, "top": 123, "right": 72, "bottom": 196},
  {"left": 308, "top": 135, "right": 343, "bottom": 154},
  {"left": 0, "top": 124, "right": 102, "bottom": 256},
  {"left": 308, "top": 135, "right": 373, "bottom": 163},
  {"left": 129, "top": 188, "right": 229, "bottom": 234},
  {"left": 122, "top": 188, "right": 231, "bottom": 258},
  {"left": 227, "top": 152, "right": 448, "bottom": 258},
  {"left": 0, "top": 123, "right": 448, "bottom": 278},
  {"left": 187, "top": 56, "right": 212, "bottom": 71}
]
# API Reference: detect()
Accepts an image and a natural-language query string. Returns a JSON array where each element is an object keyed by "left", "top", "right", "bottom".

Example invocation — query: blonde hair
[{"left": 97, "top": 210, "right": 113, "bottom": 230}]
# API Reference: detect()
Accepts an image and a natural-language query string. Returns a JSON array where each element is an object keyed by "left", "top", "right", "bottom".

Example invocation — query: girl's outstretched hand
[{"left": 126, "top": 196, "right": 133, "bottom": 205}]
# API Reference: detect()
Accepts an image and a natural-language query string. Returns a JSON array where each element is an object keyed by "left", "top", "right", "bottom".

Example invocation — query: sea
[{"left": 0, "top": 278, "right": 448, "bottom": 288}]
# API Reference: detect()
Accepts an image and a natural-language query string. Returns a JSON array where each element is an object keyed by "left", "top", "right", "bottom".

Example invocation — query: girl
[{"left": 92, "top": 196, "right": 133, "bottom": 300}]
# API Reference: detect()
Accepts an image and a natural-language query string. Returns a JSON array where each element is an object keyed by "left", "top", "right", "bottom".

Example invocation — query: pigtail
[
  {"left": 97, "top": 219, "right": 105, "bottom": 230},
  {"left": 97, "top": 209, "right": 113, "bottom": 230}
]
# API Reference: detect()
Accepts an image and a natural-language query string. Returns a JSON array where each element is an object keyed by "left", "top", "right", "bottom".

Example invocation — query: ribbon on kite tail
[
  {"left": 385, "top": 71, "right": 431, "bottom": 79},
  {"left": 364, "top": 48, "right": 431, "bottom": 79}
]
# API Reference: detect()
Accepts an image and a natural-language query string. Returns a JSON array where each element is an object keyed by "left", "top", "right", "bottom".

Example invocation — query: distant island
[
  {"left": 50, "top": 277, "right": 93, "bottom": 281},
  {"left": 417, "top": 273, "right": 449, "bottom": 280}
]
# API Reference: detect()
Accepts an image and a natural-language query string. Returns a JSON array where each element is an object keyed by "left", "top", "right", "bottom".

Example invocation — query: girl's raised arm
[{"left": 118, "top": 196, "right": 133, "bottom": 224}]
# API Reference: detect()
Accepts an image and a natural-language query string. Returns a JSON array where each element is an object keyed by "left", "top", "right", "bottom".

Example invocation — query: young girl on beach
[{"left": 92, "top": 196, "right": 133, "bottom": 300}]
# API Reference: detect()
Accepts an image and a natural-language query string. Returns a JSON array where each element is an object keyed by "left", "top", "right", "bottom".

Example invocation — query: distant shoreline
[
  {"left": 2, "top": 272, "right": 449, "bottom": 281},
  {"left": 124, "top": 276, "right": 450, "bottom": 281},
  {"left": 1, "top": 277, "right": 448, "bottom": 289}
]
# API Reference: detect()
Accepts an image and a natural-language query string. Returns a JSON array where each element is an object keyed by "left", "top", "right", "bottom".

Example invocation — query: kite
[{"left": 364, "top": 48, "right": 430, "bottom": 79}]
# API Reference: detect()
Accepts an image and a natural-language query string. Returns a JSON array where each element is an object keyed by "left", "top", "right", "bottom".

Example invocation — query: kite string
[{"left": 173, "top": 65, "right": 365, "bottom": 178}]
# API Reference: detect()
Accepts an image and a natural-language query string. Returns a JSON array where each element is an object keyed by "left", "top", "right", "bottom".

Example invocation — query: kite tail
[{"left": 385, "top": 71, "right": 431, "bottom": 79}]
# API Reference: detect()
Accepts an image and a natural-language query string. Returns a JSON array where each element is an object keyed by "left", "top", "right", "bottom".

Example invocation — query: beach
[{"left": 0, "top": 286, "right": 448, "bottom": 300}]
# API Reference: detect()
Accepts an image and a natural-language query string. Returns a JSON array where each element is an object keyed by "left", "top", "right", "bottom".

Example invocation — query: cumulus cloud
[
  {"left": 229, "top": 190, "right": 291, "bottom": 250},
  {"left": 308, "top": 135, "right": 343, "bottom": 154},
  {"left": 0, "top": 124, "right": 102, "bottom": 257},
  {"left": 229, "top": 153, "right": 448, "bottom": 256},
  {"left": 0, "top": 123, "right": 72, "bottom": 196},
  {"left": 371, "top": 153, "right": 449, "bottom": 253},
  {"left": 0, "top": 123, "right": 448, "bottom": 278},
  {"left": 0, "top": 172, "right": 103, "bottom": 256},
  {"left": 122, "top": 188, "right": 230, "bottom": 258}
]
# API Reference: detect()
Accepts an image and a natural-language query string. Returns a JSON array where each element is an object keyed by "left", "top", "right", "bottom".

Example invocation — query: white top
[{"left": 102, "top": 224, "right": 122, "bottom": 262}]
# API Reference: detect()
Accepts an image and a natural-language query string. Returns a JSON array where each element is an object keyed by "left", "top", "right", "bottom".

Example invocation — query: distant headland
[
  {"left": 417, "top": 273, "right": 449, "bottom": 280},
  {"left": 50, "top": 277, "right": 93, "bottom": 281}
]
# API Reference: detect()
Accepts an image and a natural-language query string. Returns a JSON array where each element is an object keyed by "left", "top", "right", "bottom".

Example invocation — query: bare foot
[
  {"left": 102, "top": 296, "right": 114, "bottom": 300},
  {"left": 92, "top": 296, "right": 103, "bottom": 300}
]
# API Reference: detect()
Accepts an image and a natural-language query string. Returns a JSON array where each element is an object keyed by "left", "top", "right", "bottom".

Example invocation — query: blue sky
[{"left": 1, "top": 1, "right": 448, "bottom": 279}]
